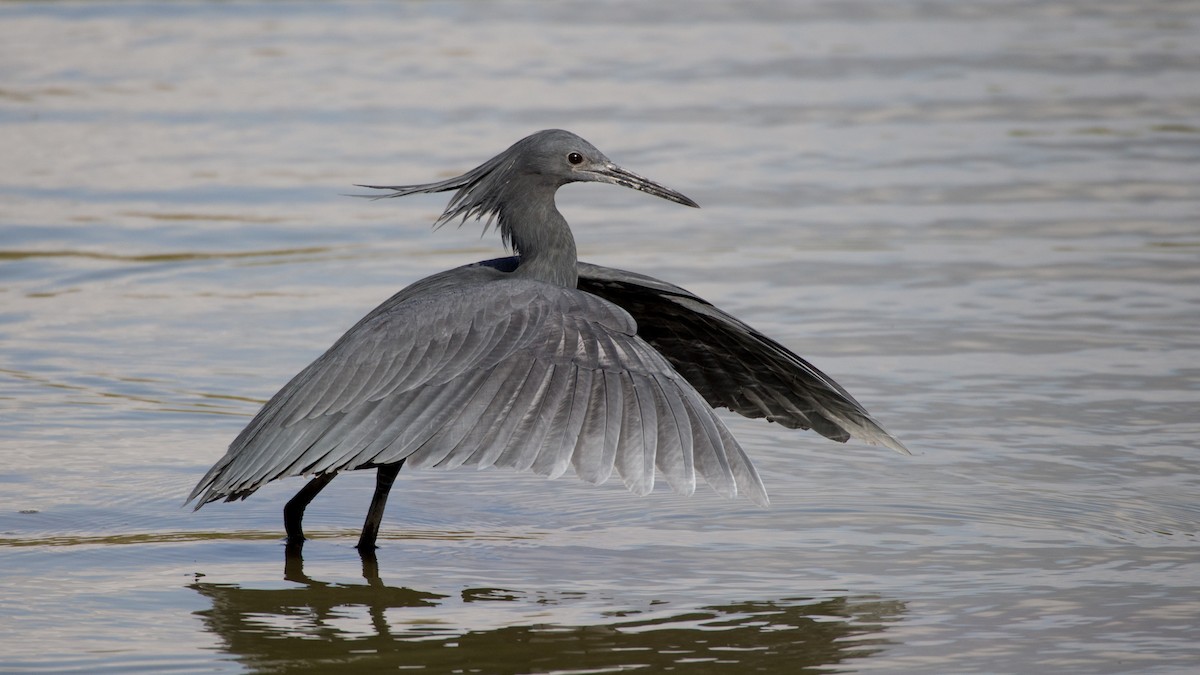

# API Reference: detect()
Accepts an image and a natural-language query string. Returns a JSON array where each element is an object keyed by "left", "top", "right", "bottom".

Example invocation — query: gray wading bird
[{"left": 188, "top": 129, "right": 908, "bottom": 550}]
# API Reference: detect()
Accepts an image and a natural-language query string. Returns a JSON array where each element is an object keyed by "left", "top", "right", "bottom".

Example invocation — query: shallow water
[{"left": 2, "top": 1, "right": 1198, "bottom": 673}]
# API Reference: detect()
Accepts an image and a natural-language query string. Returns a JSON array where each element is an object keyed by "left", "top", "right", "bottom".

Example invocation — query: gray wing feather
[
  {"left": 529, "top": 364, "right": 590, "bottom": 480},
  {"left": 717, "top": 418, "right": 769, "bottom": 506},
  {"left": 616, "top": 371, "right": 657, "bottom": 497},
  {"left": 457, "top": 357, "right": 552, "bottom": 470},
  {"left": 570, "top": 370, "right": 621, "bottom": 485},
  {"left": 409, "top": 363, "right": 515, "bottom": 470},
  {"left": 432, "top": 360, "right": 533, "bottom": 470},
  {"left": 652, "top": 373, "right": 696, "bottom": 497},
  {"left": 189, "top": 265, "right": 766, "bottom": 507},
  {"left": 685, "top": 396, "right": 736, "bottom": 500},
  {"left": 493, "top": 362, "right": 571, "bottom": 473}
]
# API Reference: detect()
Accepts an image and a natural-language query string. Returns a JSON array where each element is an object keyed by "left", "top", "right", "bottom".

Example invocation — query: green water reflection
[{"left": 191, "top": 554, "right": 905, "bottom": 673}]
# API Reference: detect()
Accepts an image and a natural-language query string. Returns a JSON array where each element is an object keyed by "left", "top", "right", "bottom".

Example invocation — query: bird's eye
[{"left": 567, "top": 152, "right": 584, "bottom": 165}]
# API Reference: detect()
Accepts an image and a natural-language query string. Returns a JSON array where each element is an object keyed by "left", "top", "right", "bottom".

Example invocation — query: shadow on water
[{"left": 190, "top": 552, "right": 906, "bottom": 674}]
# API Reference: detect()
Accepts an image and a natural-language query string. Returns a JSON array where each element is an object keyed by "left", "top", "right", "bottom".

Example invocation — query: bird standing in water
[{"left": 189, "top": 129, "right": 907, "bottom": 550}]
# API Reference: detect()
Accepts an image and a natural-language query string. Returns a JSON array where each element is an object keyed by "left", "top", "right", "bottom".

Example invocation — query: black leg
[
  {"left": 283, "top": 472, "right": 337, "bottom": 547},
  {"left": 356, "top": 462, "right": 403, "bottom": 551}
]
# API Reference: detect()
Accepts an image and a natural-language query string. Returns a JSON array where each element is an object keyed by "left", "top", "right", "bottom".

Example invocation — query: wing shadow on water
[{"left": 190, "top": 552, "right": 906, "bottom": 673}]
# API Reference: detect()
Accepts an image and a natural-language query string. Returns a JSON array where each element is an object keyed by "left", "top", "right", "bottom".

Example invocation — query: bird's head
[
  {"left": 511, "top": 129, "right": 700, "bottom": 208},
  {"left": 357, "top": 129, "right": 698, "bottom": 230}
]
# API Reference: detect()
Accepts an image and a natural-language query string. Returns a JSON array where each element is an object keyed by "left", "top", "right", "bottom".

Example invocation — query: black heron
[{"left": 188, "top": 129, "right": 907, "bottom": 550}]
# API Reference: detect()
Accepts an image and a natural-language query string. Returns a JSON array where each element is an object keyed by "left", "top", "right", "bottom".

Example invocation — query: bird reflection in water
[{"left": 190, "top": 550, "right": 906, "bottom": 673}]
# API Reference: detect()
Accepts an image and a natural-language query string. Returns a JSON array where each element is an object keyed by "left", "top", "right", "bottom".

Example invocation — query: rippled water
[{"left": 2, "top": 1, "right": 1198, "bottom": 673}]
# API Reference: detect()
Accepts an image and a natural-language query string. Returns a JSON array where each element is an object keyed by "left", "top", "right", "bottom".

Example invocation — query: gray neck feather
[{"left": 500, "top": 186, "right": 579, "bottom": 288}]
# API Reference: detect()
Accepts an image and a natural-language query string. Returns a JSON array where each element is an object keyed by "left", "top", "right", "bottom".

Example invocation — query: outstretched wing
[
  {"left": 576, "top": 261, "right": 908, "bottom": 455},
  {"left": 189, "top": 265, "right": 767, "bottom": 508}
]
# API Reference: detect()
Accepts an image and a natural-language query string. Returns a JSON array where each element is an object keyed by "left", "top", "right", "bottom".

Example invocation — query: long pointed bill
[{"left": 582, "top": 163, "right": 700, "bottom": 208}]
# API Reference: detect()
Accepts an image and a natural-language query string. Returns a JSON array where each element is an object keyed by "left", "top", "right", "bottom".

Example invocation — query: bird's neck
[{"left": 502, "top": 190, "right": 579, "bottom": 288}]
